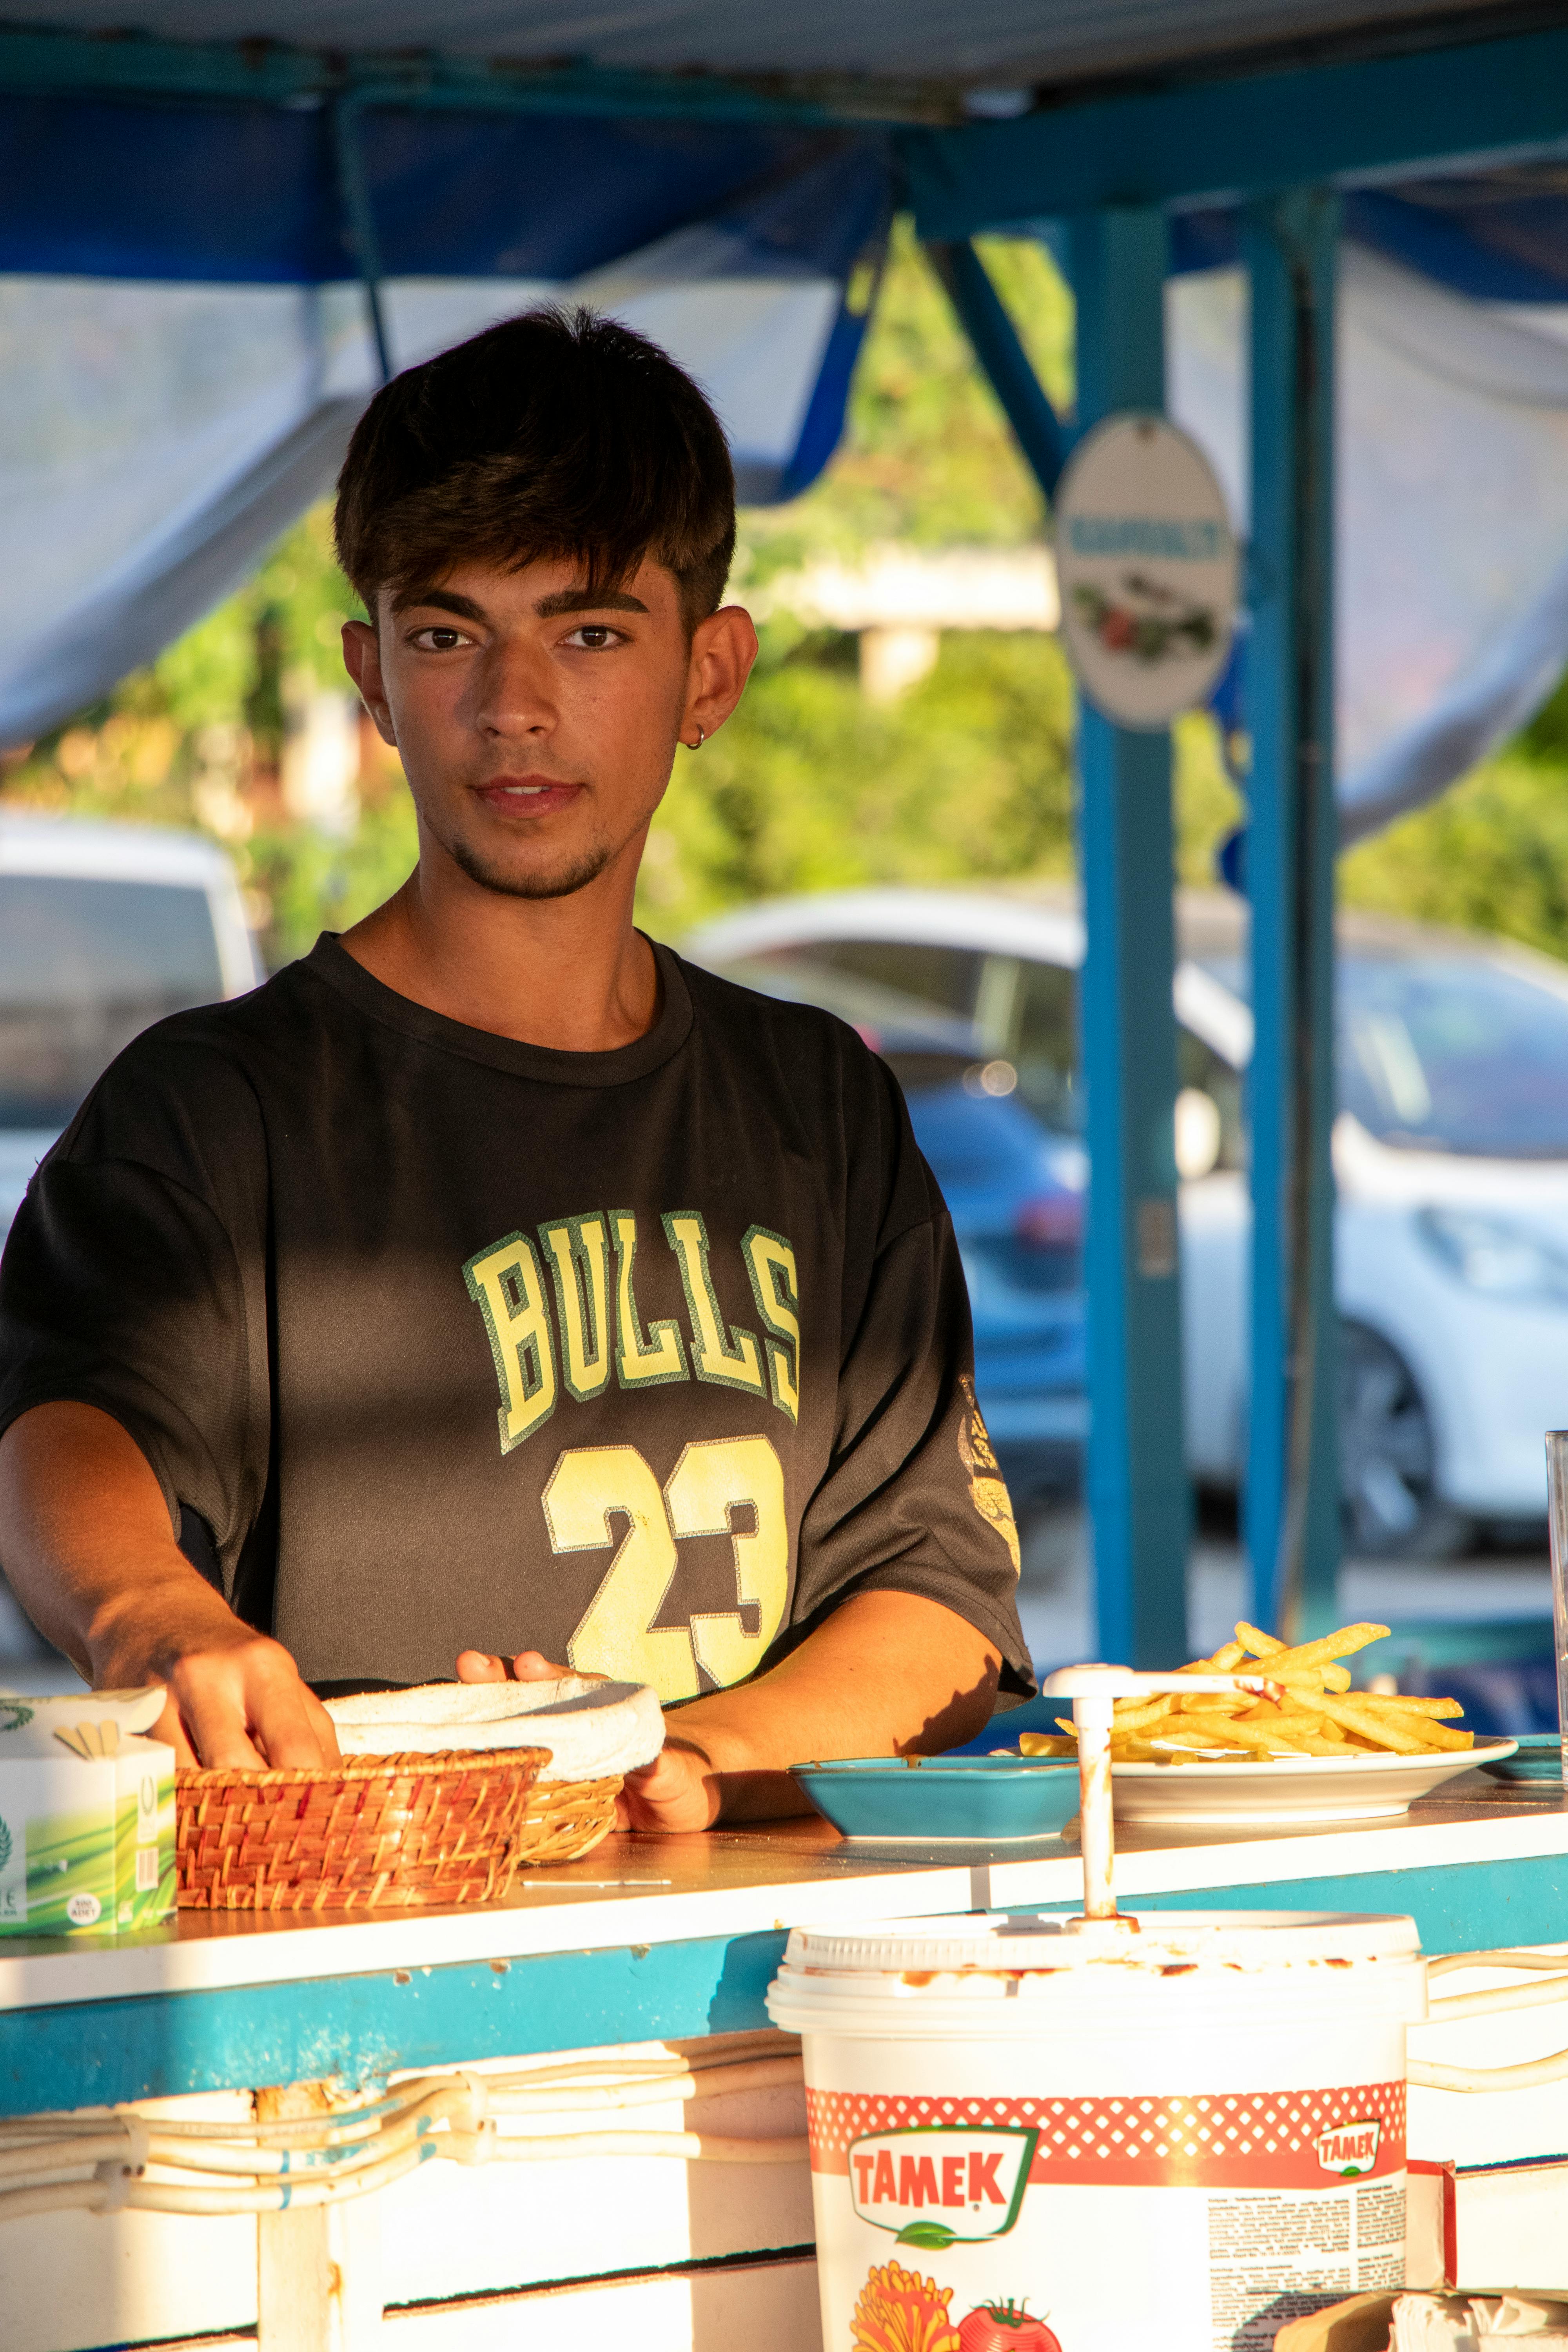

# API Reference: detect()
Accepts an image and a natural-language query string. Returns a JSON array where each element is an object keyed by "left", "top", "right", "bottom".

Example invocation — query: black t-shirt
[{"left": 0, "top": 936, "right": 1030, "bottom": 1704}]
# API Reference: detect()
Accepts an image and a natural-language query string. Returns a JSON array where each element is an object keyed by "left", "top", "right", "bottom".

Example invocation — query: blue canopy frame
[{"left": 7, "top": 11, "right": 1568, "bottom": 1655}]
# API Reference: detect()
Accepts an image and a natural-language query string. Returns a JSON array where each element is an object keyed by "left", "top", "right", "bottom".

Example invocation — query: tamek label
[
  {"left": 1316, "top": 2119, "right": 1382, "bottom": 2178},
  {"left": 849, "top": 2127, "right": 1038, "bottom": 2249}
]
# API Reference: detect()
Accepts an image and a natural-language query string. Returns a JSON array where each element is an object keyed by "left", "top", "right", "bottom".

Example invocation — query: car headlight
[{"left": 1416, "top": 1205, "right": 1568, "bottom": 1303}]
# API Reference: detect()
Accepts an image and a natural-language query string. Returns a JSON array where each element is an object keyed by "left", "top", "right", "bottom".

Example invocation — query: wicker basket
[
  {"left": 175, "top": 1747, "right": 569, "bottom": 1912},
  {"left": 517, "top": 1772, "right": 622, "bottom": 1865}
]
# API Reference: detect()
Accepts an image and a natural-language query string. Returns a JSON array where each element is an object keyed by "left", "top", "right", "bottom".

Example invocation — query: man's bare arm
[
  {"left": 0, "top": 1401, "right": 338, "bottom": 1769},
  {"left": 459, "top": 1587, "right": 1002, "bottom": 1831}
]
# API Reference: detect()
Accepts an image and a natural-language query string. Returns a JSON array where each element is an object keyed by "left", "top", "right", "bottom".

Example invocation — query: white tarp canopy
[
  {"left": 0, "top": 261, "right": 849, "bottom": 742},
  {"left": 1170, "top": 240, "right": 1568, "bottom": 842}
]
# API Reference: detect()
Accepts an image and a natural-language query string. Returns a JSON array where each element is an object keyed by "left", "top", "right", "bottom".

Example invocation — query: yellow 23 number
[{"left": 543, "top": 1438, "right": 788, "bottom": 1703}]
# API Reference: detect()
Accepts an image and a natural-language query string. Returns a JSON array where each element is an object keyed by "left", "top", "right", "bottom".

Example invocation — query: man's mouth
[{"left": 474, "top": 777, "right": 584, "bottom": 818}]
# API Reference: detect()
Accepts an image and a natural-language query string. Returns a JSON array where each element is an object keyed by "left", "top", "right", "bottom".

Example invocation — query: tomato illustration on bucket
[
  {"left": 849, "top": 2264, "right": 1064, "bottom": 2352},
  {"left": 958, "top": 2301, "right": 1062, "bottom": 2352}
]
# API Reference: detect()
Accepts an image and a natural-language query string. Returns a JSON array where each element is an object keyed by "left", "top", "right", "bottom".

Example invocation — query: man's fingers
[
  {"left": 454, "top": 1650, "right": 572, "bottom": 1684},
  {"left": 301, "top": 1688, "right": 343, "bottom": 1766},
  {"left": 151, "top": 1693, "right": 200, "bottom": 1769},
  {"left": 254, "top": 1682, "right": 339, "bottom": 1769},
  {"left": 176, "top": 1676, "right": 269, "bottom": 1772},
  {"left": 455, "top": 1650, "right": 508, "bottom": 1684},
  {"left": 615, "top": 1746, "right": 718, "bottom": 1834},
  {"left": 166, "top": 1637, "right": 334, "bottom": 1770},
  {"left": 508, "top": 1650, "right": 571, "bottom": 1682}
]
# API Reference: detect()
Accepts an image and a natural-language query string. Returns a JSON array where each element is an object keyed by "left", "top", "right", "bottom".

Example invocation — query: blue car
[
  {"left": 700, "top": 954, "right": 1086, "bottom": 1509},
  {"left": 907, "top": 1082, "right": 1085, "bottom": 1506}
]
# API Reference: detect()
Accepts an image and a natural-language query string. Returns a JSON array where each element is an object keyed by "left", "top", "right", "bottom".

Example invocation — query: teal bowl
[
  {"left": 792, "top": 1753, "right": 1080, "bottom": 1842},
  {"left": 1478, "top": 1733, "right": 1563, "bottom": 1784}
]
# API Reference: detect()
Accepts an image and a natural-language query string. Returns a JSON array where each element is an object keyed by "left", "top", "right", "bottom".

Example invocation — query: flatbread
[{"left": 325, "top": 1675, "right": 664, "bottom": 1783}]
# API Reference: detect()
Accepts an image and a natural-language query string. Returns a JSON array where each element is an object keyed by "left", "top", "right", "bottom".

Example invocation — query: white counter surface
[{"left": 0, "top": 1771, "right": 1560, "bottom": 2013}]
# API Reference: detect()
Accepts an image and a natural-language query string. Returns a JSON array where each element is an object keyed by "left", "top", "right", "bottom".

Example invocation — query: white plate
[{"left": 1109, "top": 1738, "right": 1519, "bottom": 1826}]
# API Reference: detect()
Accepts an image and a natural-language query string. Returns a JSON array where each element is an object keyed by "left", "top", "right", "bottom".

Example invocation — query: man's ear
[
  {"left": 341, "top": 616, "right": 397, "bottom": 745},
  {"left": 681, "top": 605, "right": 759, "bottom": 748}
]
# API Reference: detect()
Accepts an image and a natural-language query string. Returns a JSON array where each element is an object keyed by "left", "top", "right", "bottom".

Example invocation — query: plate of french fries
[{"left": 1016, "top": 1620, "right": 1516, "bottom": 1825}]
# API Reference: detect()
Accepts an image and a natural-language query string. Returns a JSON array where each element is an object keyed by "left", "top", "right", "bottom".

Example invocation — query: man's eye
[
  {"left": 412, "top": 627, "right": 469, "bottom": 651},
  {"left": 564, "top": 625, "right": 624, "bottom": 651}
]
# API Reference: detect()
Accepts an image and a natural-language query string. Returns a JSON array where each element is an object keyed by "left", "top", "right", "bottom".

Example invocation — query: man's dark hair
[{"left": 334, "top": 307, "right": 736, "bottom": 629}]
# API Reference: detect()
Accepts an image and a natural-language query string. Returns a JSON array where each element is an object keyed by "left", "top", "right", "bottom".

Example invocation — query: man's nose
[{"left": 472, "top": 636, "right": 556, "bottom": 738}]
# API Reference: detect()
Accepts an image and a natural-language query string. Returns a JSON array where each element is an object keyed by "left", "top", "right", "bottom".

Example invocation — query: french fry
[
  {"left": 1303, "top": 1690, "right": 1436, "bottom": 1754},
  {"left": 1180, "top": 1641, "right": 1246, "bottom": 1674},
  {"left": 1014, "top": 1619, "right": 1472, "bottom": 1769},
  {"left": 1172, "top": 1707, "right": 1322, "bottom": 1756},
  {"left": 1347, "top": 1693, "right": 1473, "bottom": 1751},
  {"left": 1236, "top": 1621, "right": 1388, "bottom": 1678},
  {"left": 1234, "top": 1621, "right": 1352, "bottom": 1691},
  {"left": 1351, "top": 1693, "right": 1462, "bottom": 1718},
  {"left": 1107, "top": 1697, "right": 1189, "bottom": 1734}
]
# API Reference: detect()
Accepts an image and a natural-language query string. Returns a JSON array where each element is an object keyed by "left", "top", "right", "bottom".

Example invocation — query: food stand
[
  {"left": 1, "top": 1773, "right": 1565, "bottom": 2350},
  {"left": 7, "top": 7, "right": 1568, "bottom": 2351}
]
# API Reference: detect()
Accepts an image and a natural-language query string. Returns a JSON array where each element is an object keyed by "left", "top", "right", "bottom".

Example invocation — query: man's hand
[
  {"left": 454, "top": 1646, "right": 571, "bottom": 1686},
  {"left": 455, "top": 1645, "right": 721, "bottom": 1829},
  {"left": 615, "top": 1741, "right": 721, "bottom": 1832},
  {"left": 0, "top": 1402, "right": 338, "bottom": 1771},
  {"left": 452, "top": 1591, "right": 1002, "bottom": 1833},
  {"left": 134, "top": 1613, "right": 340, "bottom": 1772}
]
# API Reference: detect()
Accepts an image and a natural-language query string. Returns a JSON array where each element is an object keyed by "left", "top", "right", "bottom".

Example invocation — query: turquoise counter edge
[{"left": 2, "top": 1849, "right": 1563, "bottom": 2115}]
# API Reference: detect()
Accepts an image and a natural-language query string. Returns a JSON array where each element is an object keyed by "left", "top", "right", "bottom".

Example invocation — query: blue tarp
[{"left": 0, "top": 94, "right": 888, "bottom": 288}]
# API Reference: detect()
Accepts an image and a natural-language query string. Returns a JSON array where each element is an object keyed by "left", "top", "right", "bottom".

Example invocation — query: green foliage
[
  {"left": 151, "top": 601, "right": 258, "bottom": 736},
  {"left": 1340, "top": 752, "right": 1568, "bottom": 958},
  {"left": 249, "top": 792, "right": 421, "bottom": 965},
  {"left": 638, "top": 630, "right": 1078, "bottom": 936},
  {"left": 760, "top": 218, "right": 1073, "bottom": 558}
]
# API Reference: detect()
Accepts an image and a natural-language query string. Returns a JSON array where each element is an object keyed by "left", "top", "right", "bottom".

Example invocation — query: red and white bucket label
[
  {"left": 805, "top": 2085, "right": 1407, "bottom": 2351},
  {"left": 808, "top": 2082, "right": 1405, "bottom": 2189}
]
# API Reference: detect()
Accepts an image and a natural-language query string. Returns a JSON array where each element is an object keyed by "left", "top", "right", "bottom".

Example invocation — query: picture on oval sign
[{"left": 1054, "top": 412, "right": 1237, "bottom": 731}]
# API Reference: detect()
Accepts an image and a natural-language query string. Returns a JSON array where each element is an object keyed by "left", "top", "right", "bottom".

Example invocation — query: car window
[
  {"left": 802, "top": 939, "right": 982, "bottom": 1019},
  {"left": 982, "top": 955, "right": 1081, "bottom": 1133},
  {"left": 1340, "top": 954, "right": 1568, "bottom": 1157},
  {"left": 1177, "top": 1027, "right": 1245, "bottom": 1170},
  {"left": 0, "top": 875, "right": 225, "bottom": 1129}
]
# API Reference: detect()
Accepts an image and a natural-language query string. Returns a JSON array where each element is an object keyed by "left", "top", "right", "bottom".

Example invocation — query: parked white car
[
  {"left": 0, "top": 813, "right": 261, "bottom": 1240},
  {"left": 688, "top": 885, "right": 1568, "bottom": 1555}
]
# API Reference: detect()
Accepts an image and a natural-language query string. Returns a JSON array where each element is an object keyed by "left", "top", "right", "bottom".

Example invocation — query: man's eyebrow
[
  {"left": 392, "top": 587, "right": 486, "bottom": 621},
  {"left": 535, "top": 588, "right": 649, "bottom": 618}
]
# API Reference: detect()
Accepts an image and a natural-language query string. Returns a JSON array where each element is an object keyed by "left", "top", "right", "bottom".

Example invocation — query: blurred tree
[{"left": 1340, "top": 751, "right": 1568, "bottom": 956}]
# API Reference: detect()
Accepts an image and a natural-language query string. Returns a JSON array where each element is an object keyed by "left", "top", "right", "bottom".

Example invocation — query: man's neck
[{"left": 339, "top": 844, "right": 660, "bottom": 1054}]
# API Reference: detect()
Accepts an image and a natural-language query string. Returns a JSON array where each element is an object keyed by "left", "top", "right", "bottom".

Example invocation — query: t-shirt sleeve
[
  {"left": 0, "top": 1041, "right": 270, "bottom": 1594},
  {"left": 789, "top": 1060, "right": 1035, "bottom": 1700}
]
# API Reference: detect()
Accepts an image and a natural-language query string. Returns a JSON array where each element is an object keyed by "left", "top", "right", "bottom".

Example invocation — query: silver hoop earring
[{"left": 688, "top": 726, "right": 705, "bottom": 750}]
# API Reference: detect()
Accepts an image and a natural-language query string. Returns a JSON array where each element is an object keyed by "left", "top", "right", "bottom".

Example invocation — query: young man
[{"left": 0, "top": 309, "right": 1029, "bottom": 1831}]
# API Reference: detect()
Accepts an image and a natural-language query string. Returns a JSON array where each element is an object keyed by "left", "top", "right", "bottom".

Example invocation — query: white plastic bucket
[{"left": 767, "top": 1909, "right": 1426, "bottom": 2352}]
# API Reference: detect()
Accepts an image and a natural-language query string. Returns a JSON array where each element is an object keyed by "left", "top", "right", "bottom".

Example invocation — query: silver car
[{"left": 689, "top": 884, "right": 1568, "bottom": 1557}]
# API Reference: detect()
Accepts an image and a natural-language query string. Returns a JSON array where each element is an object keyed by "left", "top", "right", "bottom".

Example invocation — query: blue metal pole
[
  {"left": 1243, "top": 189, "right": 1341, "bottom": 1640},
  {"left": 332, "top": 95, "right": 394, "bottom": 386},
  {"left": 924, "top": 240, "right": 1069, "bottom": 498},
  {"left": 1069, "top": 209, "right": 1189, "bottom": 1669}
]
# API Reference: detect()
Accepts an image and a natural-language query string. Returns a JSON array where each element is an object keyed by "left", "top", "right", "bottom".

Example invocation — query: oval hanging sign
[{"left": 1054, "top": 412, "right": 1237, "bottom": 731}]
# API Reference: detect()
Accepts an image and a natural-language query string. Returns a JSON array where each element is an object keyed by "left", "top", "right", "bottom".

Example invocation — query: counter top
[
  {"left": 3, "top": 1770, "right": 1564, "bottom": 2012},
  {"left": 0, "top": 1774, "right": 1560, "bottom": 2114}
]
